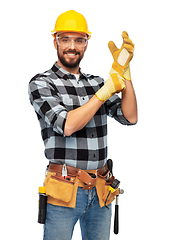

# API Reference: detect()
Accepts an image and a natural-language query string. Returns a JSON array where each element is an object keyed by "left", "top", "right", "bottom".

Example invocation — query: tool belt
[{"left": 44, "top": 162, "right": 120, "bottom": 208}]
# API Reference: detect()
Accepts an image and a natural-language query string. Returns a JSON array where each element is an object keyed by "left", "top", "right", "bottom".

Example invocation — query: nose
[{"left": 69, "top": 40, "right": 76, "bottom": 49}]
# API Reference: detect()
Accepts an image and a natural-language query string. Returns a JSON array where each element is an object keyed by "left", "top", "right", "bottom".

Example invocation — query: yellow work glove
[
  {"left": 123, "top": 63, "right": 131, "bottom": 81},
  {"left": 95, "top": 72, "right": 125, "bottom": 102},
  {"left": 108, "top": 31, "right": 134, "bottom": 76}
]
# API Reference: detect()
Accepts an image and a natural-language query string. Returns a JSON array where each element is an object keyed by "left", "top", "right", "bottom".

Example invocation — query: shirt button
[{"left": 82, "top": 97, "right": 85, "bottom": 100}]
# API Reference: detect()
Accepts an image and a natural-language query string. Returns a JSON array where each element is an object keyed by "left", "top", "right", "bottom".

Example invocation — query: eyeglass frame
[{"left": 56, "top": 35, "right": 88, "bottom": 49}]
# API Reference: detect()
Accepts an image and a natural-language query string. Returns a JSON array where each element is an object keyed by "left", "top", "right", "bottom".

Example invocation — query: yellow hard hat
[{"left": 51, "top": 10, "right": 91, "bottom": 39}]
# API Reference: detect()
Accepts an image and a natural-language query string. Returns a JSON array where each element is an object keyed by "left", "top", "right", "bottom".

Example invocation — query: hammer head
[{"left": 119, "top": 189, "right": 124, "bottom": 194}]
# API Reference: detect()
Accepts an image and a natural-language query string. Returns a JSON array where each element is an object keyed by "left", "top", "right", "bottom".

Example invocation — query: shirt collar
[{"left": 51, "top": 62, "right": 88, "bottom": 81}]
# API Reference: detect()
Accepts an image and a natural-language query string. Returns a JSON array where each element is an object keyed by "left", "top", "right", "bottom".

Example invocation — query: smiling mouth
[
  {"left": 64, "top": 51, "right": 80, "bottom": 57},
  {"left": 66, "top": 53, "right": 77, "bottom": 57}
]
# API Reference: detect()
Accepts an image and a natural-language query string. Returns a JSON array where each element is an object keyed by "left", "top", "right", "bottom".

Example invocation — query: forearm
[
  {"left": 64, "top": 95, "right": 103, "bottom": 136},
  {"left": 121, "top": 80, "right": 138, "bottom": 124}
]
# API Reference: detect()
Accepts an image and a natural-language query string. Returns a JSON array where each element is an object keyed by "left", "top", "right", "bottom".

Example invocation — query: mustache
[{"left": 63, "top": 50, "right": 80, "bottom": 55}]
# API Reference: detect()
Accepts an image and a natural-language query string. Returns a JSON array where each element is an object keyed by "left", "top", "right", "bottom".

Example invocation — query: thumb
[{"left": 108, "top": 41, "right": 119, "bottom": 56}]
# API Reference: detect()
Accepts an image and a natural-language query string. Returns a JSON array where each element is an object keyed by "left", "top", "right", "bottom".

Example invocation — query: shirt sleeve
[
  {"left": 105, "top": 94, "right": 135, "bottom": 126},
  {"left": 28, "top": 74, "right": 68, "bottom": 136}
]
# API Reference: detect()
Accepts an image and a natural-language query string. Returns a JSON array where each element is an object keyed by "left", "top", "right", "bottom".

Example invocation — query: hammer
[
  {"left": 107, "top": 159, "right": 124, "bottom": 234},
  {"left": 114, "top": 188, "right": 124, "bottom": 234}
]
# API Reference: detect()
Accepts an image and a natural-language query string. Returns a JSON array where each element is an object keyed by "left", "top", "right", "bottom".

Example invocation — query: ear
[{"left": 53, "top": 38, "right": 58, "bottom": 50}]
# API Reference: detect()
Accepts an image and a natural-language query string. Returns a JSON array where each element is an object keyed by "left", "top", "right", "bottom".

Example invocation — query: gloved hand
[
  {"left": 108, "top": 31, "right": 134, "bottom": 75},
  {"left": 95, "top": 72, "right": 125, "bottom": 102}
]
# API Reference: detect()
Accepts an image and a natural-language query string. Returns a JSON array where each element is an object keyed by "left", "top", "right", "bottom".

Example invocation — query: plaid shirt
[{"left": 28, "top": 62, "right": 133, "bottom": 170}]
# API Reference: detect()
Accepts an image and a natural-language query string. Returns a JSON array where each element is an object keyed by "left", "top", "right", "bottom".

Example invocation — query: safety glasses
[{"left": 56, "top": 36, "right": 88, "bottom": 49}]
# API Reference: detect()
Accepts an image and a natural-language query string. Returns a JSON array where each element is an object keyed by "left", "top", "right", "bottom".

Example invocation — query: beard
[{"left": 57, "top": 48, "right": 84, "bottom": 69}]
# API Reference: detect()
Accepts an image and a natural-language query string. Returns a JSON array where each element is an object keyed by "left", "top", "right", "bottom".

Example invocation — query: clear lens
[{"left": 57, "top": 36, "right": 87, "bottom": 48}]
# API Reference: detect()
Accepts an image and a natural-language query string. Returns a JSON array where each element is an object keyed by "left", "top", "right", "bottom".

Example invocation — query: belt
[{"left": 48, "top": 162, "right": 108, "bottom": 190}]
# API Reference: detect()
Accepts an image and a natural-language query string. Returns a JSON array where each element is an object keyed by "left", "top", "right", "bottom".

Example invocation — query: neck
[{"left": 57, "top": 60, "right": 80, "bottom": 74}]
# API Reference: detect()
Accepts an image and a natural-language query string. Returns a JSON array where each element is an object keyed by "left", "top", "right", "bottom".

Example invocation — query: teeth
[{"left": 67, "top": 53, "right": 76, "bottom": 56}]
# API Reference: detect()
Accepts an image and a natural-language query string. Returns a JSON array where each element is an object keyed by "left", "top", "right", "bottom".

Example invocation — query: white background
[{"left": 1, "top": 0, "right": 173, "bottom": 239}]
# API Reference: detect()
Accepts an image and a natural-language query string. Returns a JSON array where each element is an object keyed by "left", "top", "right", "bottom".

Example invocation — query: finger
[
  {"left": 123, "top": 38, "right": 134, "bottom": 47},
  {"left": 123, "top": 44, "right": 134, "bottom": 53},
  {"left": 122, "top": 31, "right": 129, "bottom": 39},
  {"left": 108, "top": 41, "right": 119, "bottom": 55}
]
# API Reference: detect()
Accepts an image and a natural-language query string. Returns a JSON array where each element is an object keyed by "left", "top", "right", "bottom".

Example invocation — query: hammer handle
[{"left": 114, "top": 204, "right": 119, "bottom": 234}]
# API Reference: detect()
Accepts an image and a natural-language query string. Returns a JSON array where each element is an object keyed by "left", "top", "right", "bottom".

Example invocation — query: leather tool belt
[{"left": 44, "top": 162, "right": 119, "bottom": 208}]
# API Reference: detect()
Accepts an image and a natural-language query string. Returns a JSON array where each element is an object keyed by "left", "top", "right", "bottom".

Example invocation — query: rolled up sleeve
[
  {"left": 28, "top": 75, "right": 68, "bottom": 135},
  {"left": 105, "top": 94, "right": 134, "bottom": 126}
]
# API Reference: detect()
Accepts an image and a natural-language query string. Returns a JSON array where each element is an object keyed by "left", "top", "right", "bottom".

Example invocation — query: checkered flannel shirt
[{"left": 28, "top": 62, "right": 133, "bottom": 170}]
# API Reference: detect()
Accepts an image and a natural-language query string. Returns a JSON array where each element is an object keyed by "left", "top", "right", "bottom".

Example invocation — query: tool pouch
[
  {"left": 96, "top": 173, "right": 119, "bottom": 207},
  {"left": 44, "top": 171, "right": 79, "bottom": 208}
]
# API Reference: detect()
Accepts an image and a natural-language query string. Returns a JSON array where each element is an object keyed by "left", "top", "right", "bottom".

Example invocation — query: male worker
[{"left": 29, "top": 10, "right": 137, "bottom": 240}]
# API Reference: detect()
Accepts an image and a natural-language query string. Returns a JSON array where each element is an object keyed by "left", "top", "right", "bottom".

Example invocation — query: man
[{"left": 29, "top": 10, "right": 137, "bottom": 240}]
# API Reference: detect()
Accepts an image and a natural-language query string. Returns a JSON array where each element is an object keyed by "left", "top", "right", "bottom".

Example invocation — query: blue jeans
[{"left": 43, "top": 187, "right": 112, "bottom": 240}]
